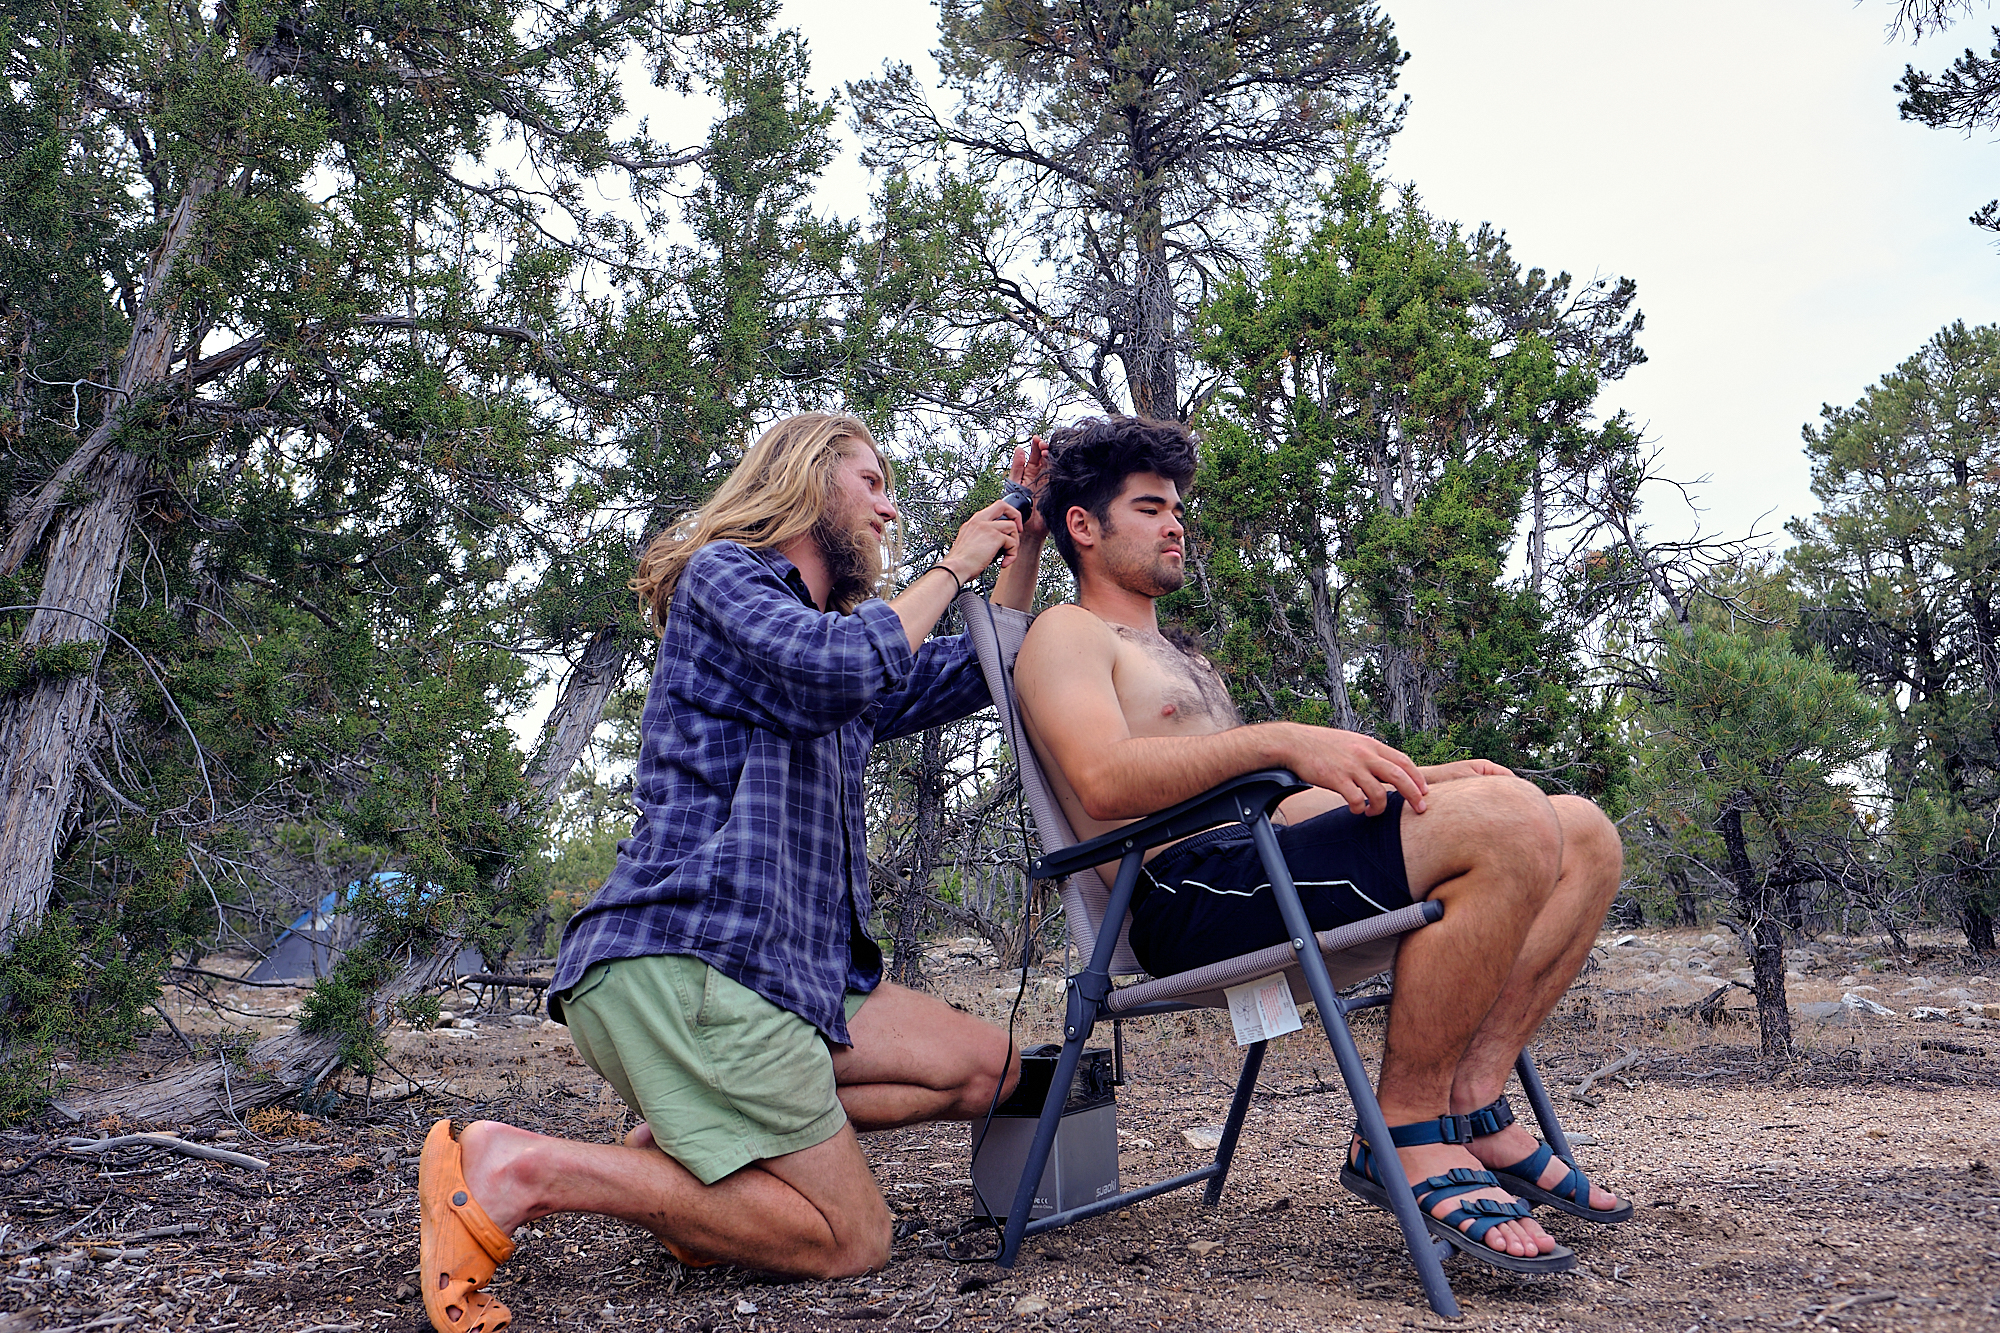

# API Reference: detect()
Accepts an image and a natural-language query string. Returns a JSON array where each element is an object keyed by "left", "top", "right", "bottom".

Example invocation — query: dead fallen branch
[
  {"left": 61, "top": 1133, "right": 268, "bottom": 1171},
  {"left": 1666, "top": 980, "right": 1753, "bottom": 1024},
  {"left": 120, "top": 1223, "right": 207, "bottom": 1240},
  {"left": 1571, "top": 1047, "right": 1643, "bottom": 1104},
  {"left": 1814, "top": 1290, "right": 1898, "bottom": 1323},
  {"left": 1918, "top": 1040, "right": 1985, "bottom": 1056},
  {"left": 40, "top": 1317, "right": 138, "bottom": 1333},
  {"left": 456, "top": 973, "right": 550, "bottom": 988},
  {"left": 82, "top": 1245, "right": 150, "bottom": 1261},
  {"left": 4, "top": 1199, "right": 112, "bottom": 1256},
  {"left": 0, "top": 1147, "right": 64, "bottom": 1177}
]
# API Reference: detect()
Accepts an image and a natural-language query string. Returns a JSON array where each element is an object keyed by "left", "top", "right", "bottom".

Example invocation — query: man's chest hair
[{"left": 1110, "top": 623, "right": 1241, "bottom": 728}]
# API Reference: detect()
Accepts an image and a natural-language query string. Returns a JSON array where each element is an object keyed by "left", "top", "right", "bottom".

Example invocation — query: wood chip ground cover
[{"left": 4, "top": 927, "right": 1996, "bottom": 1332}]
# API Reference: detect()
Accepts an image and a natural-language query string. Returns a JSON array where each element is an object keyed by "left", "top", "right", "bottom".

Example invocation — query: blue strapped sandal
[
  {"left": 1339, "top": 1113, "right": 1575, "bottom": 1275},
  {"left": 1469, "top": 1095, "right": 1633, "bottom": 1224}
]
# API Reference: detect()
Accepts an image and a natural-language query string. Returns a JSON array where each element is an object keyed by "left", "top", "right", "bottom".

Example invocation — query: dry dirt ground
[{"left": 4, "top": 926, "right": 1998, "bottom": 1333}]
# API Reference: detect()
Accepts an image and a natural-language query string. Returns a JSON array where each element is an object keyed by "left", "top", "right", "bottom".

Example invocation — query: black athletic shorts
[{"left": 1125, "top": 793, "right": 1414, "bottom": 978}]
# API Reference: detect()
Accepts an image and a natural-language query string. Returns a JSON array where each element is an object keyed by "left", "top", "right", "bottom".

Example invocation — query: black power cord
[{"left": 948, "top": 870, "right": 1052, "bottom": 1263}]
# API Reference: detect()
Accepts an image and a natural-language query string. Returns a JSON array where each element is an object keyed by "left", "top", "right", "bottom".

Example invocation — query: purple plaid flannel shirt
[{"left": 549, "top": 541, "right": 990, "bottom": 1044}]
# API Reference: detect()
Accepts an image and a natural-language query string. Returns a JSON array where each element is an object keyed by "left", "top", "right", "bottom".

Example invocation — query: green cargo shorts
[{"left": 557, "top": 953, "right": 868, "bottom": 1185}]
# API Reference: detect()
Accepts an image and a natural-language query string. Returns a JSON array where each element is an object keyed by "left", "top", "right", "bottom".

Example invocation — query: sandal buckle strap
[
  {"left": 1383, "top": 1112, "right": 1475, "bottom": 1148},
  {"left": 1456, "top": 1196, "right": 1530, "bottom": 1219},
  {"left": 1435, "top": 1166, "right": 1499, "bottom": 1189},
  {"left": 1413, "top": 1166, "right": 1505, "bottom": 1200},
  {"left": 1466, "top": 1095, "right": 1515, "bottom": 1138}
]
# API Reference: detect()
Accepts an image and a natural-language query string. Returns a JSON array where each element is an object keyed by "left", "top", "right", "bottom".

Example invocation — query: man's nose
[{"left": 878, "top": 495, "right": 900, "bottom": 523}]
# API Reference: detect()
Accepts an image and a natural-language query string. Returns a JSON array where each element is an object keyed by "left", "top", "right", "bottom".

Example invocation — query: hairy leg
[
  {"left": 1386, "top": 775, "right": 1561, "bottom": 1118},
  {"left": 1454, "top": 794, "right": 1626, "bottom": 1210},
  {"left": 456, "top": 1118, "right": 891, "bottom": 1278},
  {"left": 1369, "top": 775, "right": 1564, "bottom": 1257},
  {"left": 571, "top": 981, "right": 1019, "bottom": 1272},
  {"left": 831, "top": 980, "right": 1022, "bottom": 1130},
  {"left": 1451, "top": 795, "right": 1621, "bottom": 1105}
]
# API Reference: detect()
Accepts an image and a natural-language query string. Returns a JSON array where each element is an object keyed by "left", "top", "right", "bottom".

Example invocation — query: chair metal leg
[
  {"left": 996, "top": 1029, "right": 1092, "bottom": 1267},
  {"left": 1514, "top": 1046, "right": 1574, "bottom": 1162},
  {"left": 1203, "top": 1040, "right": 1266, "bottom": 1205},
  {"left": 1245, "top": 814, "right": 1462, "bottom": 1320},
  {"left": 998, "top": 847, "right": 1147, "bottom": 1270}
]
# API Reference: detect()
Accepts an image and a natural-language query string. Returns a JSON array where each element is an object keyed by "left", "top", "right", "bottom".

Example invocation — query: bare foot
[
  {"left": 457, "top": 1120, "right": 548, "bottom": 1237},
  {"left": 1468, "top": 1121, "right": 1625, "bottom": 1213},
  {"left": 1354, "top": 1136, "right": 1558, "bottom": 1258}
]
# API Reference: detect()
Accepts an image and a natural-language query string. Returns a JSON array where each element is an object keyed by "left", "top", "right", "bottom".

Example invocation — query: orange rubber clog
[
  {"left": 419, "top": 1120, "right": 516, "bottom": 1333},
  {"left": 662, "top": 1238, "right": 720, "bottom": 1269}
]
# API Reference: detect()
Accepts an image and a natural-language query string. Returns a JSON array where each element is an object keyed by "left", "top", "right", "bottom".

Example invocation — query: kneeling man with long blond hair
[{"left": 417, "top": 413, "right": 1044, "bottom": 1333}]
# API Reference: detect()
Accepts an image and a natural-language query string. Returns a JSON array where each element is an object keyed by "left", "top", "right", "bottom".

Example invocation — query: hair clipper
[{"left": 1000, "top": 479, "right": 1035, "bottom": 520}]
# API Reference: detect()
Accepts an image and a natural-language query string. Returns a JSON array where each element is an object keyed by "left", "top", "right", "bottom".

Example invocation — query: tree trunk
[
  {"left": 1667, "top": 863, "right": 1699, "bottom": 928},
  {"left": 0, "top": 27, "right": 315, "bottom": 949},
  {"left": 1780, "top": 877, "right": 1808, "bottom": 933},
  {"left": 1718, "top": 799, "right": 1793, "bottom": 1060},
  {"left": 1306, "top": 564, "right": 1361, "bottom": 732},
  {"left": 890, "top": 725, "right": 947, "bottom": 988},
  {"left": 1123, "top": 215, "right": 1178, "bottom": 418},
  {"left": 1961, "top": 895, "right": 1997, "bottom": 954},
  {"left": 55, "top": 626, "right": 635, "bottom": 1126},
  {"left": 0, "top": 164, "right": 232, "bottom": 947},
  {"left": 1747, "top": 907, "right": 1793, "bottom": 1062}
]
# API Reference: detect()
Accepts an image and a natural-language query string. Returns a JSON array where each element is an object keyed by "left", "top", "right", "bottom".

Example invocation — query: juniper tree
[
  {"left": 0, "top": 0, "right": 941, "bottom": 1117},
  {"left": 1188, "top": 166, "right": 1640, "bottom": 793}
]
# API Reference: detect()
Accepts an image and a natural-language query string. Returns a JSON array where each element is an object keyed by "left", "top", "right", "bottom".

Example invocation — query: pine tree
[
  {"left": 1634, "top": 620, "right": 1886, "bottom": 1059},
  {"left": 849, "top": 0, "right": 1404, "bottom": 419},
  {"left": 1789, "top": 322, "right": 2000, "bottom": 952}
]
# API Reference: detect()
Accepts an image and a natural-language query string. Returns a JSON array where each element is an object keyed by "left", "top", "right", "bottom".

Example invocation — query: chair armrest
[{"left": 1029, "top": 769, "right": 1308, "bottom": 880}]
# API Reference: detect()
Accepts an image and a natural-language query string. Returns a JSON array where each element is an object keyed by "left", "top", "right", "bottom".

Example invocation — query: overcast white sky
[{"left": 775, "top": 0, "right": 2000, "bottom": 546}]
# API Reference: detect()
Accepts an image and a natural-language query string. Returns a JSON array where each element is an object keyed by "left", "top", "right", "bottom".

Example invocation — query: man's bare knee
[
  {"left": 951, "top": 1041, "right": 1022, "bottom": 1118},
  {"left": 1426, "top": 775, "right": 1562, "bottom": 894},
  {"left": 810, "top": 1205, "right": 891, "bottom": 1277},
  {"left": 1551, "top": 795, "right": 1622, "bottom": 884}
]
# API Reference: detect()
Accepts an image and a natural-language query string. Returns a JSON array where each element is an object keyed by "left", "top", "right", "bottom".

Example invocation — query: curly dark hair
[{"left": 1040, "top": 416, "right": 1199, "bottom": 575}]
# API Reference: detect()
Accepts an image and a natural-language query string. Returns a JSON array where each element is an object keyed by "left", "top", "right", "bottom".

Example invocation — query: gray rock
[{"left": 1841, "top": 992, "right": 1897, "bottom": 1017}]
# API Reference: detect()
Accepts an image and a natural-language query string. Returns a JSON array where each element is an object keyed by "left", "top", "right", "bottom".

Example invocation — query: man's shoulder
[
  {"left": 1024, "top": 604, "right": 1120, "bottom": 656},
  {"left": 680, "top": 542, "right": 797, "bottom": 602},
  {"left": 1022, "top": 601, "right": 1113, "bottom": 644}
]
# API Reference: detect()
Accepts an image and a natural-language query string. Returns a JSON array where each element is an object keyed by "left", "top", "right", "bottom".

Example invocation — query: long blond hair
[{"left": 632, "top": 412, "right": 893, "bottom": 632}]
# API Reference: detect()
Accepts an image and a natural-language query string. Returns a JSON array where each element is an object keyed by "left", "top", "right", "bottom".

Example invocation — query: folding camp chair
[{"left": 955, "top": 591, "right": 1583, "bottom": 1318}]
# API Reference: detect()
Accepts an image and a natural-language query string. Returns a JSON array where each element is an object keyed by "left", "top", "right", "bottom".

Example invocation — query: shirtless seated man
[{"left": 1011, "top": 416, "right": 1629, "bottom": 1274}]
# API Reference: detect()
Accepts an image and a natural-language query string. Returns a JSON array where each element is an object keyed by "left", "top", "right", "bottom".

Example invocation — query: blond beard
[{"left": 811, "top": 510, "right": 885, "bottom": 611}]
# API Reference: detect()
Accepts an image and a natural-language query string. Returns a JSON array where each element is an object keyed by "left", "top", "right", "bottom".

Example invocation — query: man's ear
[{"left": 1065, "top": 505, "right": 1096, "bottom": 551}]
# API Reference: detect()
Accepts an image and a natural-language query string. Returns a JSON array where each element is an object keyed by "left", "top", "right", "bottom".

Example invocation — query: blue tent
[{"left": 246, "top": 872, "right": 485, "bottom": 983}]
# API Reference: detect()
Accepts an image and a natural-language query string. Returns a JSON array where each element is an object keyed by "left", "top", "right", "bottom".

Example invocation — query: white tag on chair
[{"left": 1223, "top": 974, "right": 1303, "bottom": 1046}]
